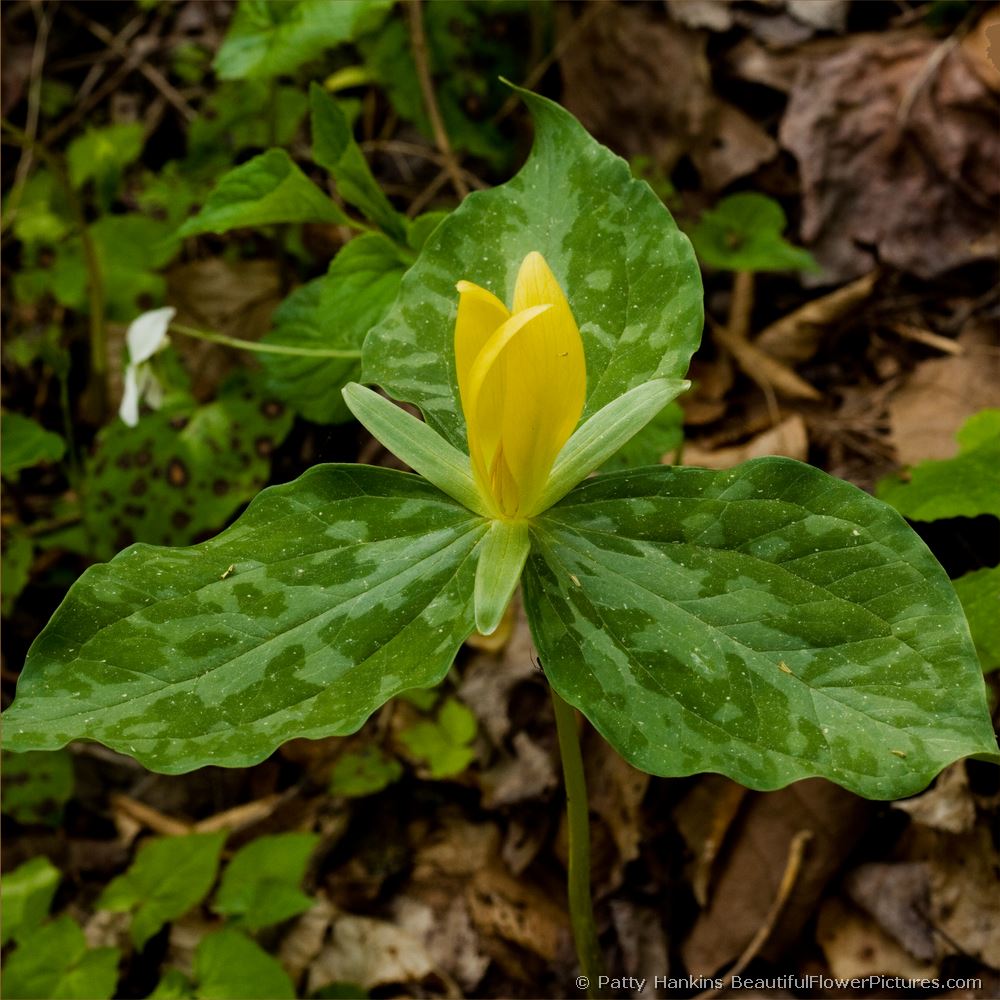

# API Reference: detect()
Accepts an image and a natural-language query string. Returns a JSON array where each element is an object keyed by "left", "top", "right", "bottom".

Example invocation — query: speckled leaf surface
[
  {"left": 523, "top": 459, "right": 998, "bottom": 799},
  {"left": 83, "top": 385, "right": 293, "bottom": 560},
  {"left": 4, "top": 467, "right": 486, "bottom": 773},
  {"left": 362, "top": 88, "right": 703, "bottom": 450}
]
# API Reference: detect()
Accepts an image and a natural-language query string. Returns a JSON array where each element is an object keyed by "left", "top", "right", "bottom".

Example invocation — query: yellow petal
[
  {"left": 503, "top": 253, "right": 586, "bottom": 513},
  {"left": 465, "top": 304, "right": 552, "bottom": 514},
  {"left": 454, "top": 280, "right": 509, "bottom": 415}
]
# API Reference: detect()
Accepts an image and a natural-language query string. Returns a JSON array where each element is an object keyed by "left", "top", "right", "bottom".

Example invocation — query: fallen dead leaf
[
  {"left": 893, "top": 762, "right": 977, "bottom": 834},
  {"left": 609, "top": 899, "right": 670, "bottom": 998},
  {"left": 817, "top": 897, "right": 940, "bottom": 980},
  {"left": 682, "top": 779, "right": 871, "bottom": 976},
  {"left": 961, "top": 7, "right": 1000, "bottom": 92},
  {"left": 467, "top": 863, "right": 568, "bottom": 965},
  {"left": 307, "top": 913, "right": 436, "bottom": 994},
  {"left": 279, "top": 897, "right": 338, "bottom": 983},
  {"left": 559, "top": 3, "right": 775, "bottom": 189},
  {"left": 683, "top": 414, "right": 808, "bottom": 470},
  {"left": 887, "top": 323, "right": 1000, "bottom": 464},
  {"left": 780, "top": 31, "right": 1000, "bottom": 282},
  {"left": 394, "top": 894, "right": 490, "bottom": 993},
  {"left": 755, "top": 272, "right": 879, "bottom": 363},
  {"left": 673, "top": 775, "right": 750, "bottom": 906},
  {"left": 480, "top": 730, "right": 558, "bottom": 809},
  {"left": 844, "top": 862, "right": 936, "bottom": 962}
]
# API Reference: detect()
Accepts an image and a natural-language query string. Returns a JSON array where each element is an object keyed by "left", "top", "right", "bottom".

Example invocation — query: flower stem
[
  {"left": 550, "top": 686, "right": 604, "bottom": 996},
  {"left": 168, "top": 323, "right": 361, "bottom": 359}
]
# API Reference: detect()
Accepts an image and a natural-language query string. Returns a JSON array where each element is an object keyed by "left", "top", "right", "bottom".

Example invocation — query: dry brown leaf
[
  {"left": 755, "top": 272, "right": 879, "bottom": 363},
  {"left": 466, "top": 863, "right": 568, "bottom": 963},
  {"left": 394, "top": 894, "right": 490, "bottom": 993},
  {"left": 480, "top": 731, "right": 558, "bottom": 809},
  {"left": 817, "top": 897, "right": 940, "bottom": 980},
  {"left": 584, "top": 728, "right": 650, "bottom": 889},
  {"left": 673, "top": 775, "right": 750, "bottom": 906},
  {"left": 906, "top": 825, "right": 1000, "bottom": 967},
  {"left": 459, "top": 607, "right": 541, "bottom": 746},
  {"left": 609, "top": 900, "right": 670, "bottom": 998},
  {"left": 682, "top": 779, "right": 871, "bottom": 976},
  {"left": 961, "top": 7, "right": 1000, "bottom": 92},
  {"left": 888, "top": 323, "right": 1000, "bottom": 465},
  {"left": 892, "top": 762, "right": 976, "bottom": 834},
  {"left": 780, "top": 31, "right": 1000, "bottom": 282},
  {"left": 411, "top": 816, "right": 501, "bottom": 882},
  {"left": 844, "top": 862, "right": 936, "bottom": 961},
  {"left": 308, "top": 913, "right": 435, "bottom": 994},
  {"left": 683, "top": 414, "right": 808, "bottom": 470},
  {"left": 559, "top": 3, "right": 774, "bottom": 189},
  {"left": 279, "top": 897, "right": 338, "bottom": 983}
]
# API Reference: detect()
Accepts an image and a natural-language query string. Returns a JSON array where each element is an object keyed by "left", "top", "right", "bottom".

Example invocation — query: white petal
[
  {"left": 119, "top": 366, "right": 141, "bottom": 427},
  {"left": 126, "top": 306, "right": 176, "bottom": 365}
]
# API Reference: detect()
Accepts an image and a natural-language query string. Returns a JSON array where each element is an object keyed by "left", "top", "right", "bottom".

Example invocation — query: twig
[
  {"left": 406, "top": 168, "right": 451, "bottom": 218},
  {"left": 889, "top": 322, "right": 964, "bottom": 355},
  {"left": 66, "top": 6, "right": 197, "bottom": 123},
  {"left": 406, "top": 0, "right": 468, "bottom": 200},
  {"left": 2, "top": 1, "right": 51, "bottom": 236},
  {"left": 491, "top": 1, "right": 609, "bottom": 125},
  {"left": 727, "top": 271, "right": 755, "bottom": 343},
  {"left": 694, "top": 830, "right": 813, "bottom": 1000}
]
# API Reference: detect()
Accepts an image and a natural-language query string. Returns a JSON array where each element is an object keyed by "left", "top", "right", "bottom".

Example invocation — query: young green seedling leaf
[
  {"left": 399, "top": 697, "right": 478, "bottom": 778},
  {"left": 1, "top": 856, "right": 61, "bottom": 946},
  {"left": 97, "top": 831, "right": 226, "bottom": 949},
  {"left": 329, "top": 745, "right": 404, "bottom": 798},
  {"left": 193, "top": 928, "right": 295, "bottom": 1000},
  {"left": 214, "top": 832, "right": 319, "bottom": 930}
]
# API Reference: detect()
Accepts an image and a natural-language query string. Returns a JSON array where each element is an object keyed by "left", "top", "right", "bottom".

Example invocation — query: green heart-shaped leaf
[
  {"left": 524, "top": 459, "right": 998, "bottom": 799},
  {"left": 362, "top": 87, "right": 703, "bottom": 450},
  {"left": 4, "top": 467, "right": 485, "bottom": 773}
]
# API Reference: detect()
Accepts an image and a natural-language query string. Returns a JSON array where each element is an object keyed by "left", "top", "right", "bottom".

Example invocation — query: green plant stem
[
  {"left": 550, "top": 686, "right": 604, "bottom": 996},
  {"left": 168, "top": 323, "right": 361, "bottom": 359}
]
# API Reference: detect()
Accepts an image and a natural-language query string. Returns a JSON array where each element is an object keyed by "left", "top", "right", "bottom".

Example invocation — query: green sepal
[
  {"left": 474, "top": 519, "right": 530, "bottom": 635},
  {"left": 342, "top": 382, "right": 489, "bottom": 517},
  {"left": 529, "top": 378, "right": 690, "bottom": 516}
]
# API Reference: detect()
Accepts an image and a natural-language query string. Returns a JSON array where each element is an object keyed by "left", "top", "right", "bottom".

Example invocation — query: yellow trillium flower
[{"left": 455, "top": 251, "right": 586, "bottom": 520}]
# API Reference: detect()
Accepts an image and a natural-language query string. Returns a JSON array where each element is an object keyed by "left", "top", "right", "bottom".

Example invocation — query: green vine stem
[
  {"left": 168, "top": 322, "right": 361, "bottom": 359},
  {"left": 550, "top": 685, "right": 605, "bottom": 997}
]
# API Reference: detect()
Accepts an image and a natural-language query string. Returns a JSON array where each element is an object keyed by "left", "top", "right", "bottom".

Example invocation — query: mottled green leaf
[
  {"left": 1, "top": 411, "right": 66, "bottom": 478},
  {"left": 177, "top": 150, "right": 347, "bottom": 238},
  {"left": 310, "top": 84, "right": 407, "bottom": 241},
  {"left": 214, "top": 832, "right": 319, "bottom": 930},
  {"left": 4, "top": 467, "right": 485, "bottom": 773},
  {"left": 399, "top": 697, "right": 477, "bottom": 778},
  {"left": 689, "top": 193, "right": 820, "bottom": 273},
  {"left": 98, "top": 832, "right": 226, "bottom": 949},
  {"left": 329, "top": 745, "right": 403, "bottom": 797},
  {"left": 84, "top": 383, "right": 292, "bottom": 560},
  {"left": 524, "top": 459, "right": 998, "bottom": 799},
  {"left": 1, "top": 749, "right": 74, "bottom": 826},
  {"left": 193, "top": 929, "right": 295, "bottom": 1000},
  {"left": 261, "top": 234, "right": 407, "bottom": 423},
  {"left": 954, "top": 566, "right": 1000, "bottom": 672},
  {"left": 1, "top": 856, "right": 60, "bottom": 946},
  {"left": 362, "top": 87, "right": 703, "bottom": 450},
  {"left": 2, "top": 916, "right": 119, "bottom": 1000},
  {"left": 214, "top": 0, "right": 392, "bottom": 80},
  {"left": 877, "top": 409, "right": 1000, "bottom": 521}
]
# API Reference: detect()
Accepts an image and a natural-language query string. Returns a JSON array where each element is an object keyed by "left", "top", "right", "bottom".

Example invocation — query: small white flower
[{"left": 119, "top": 307, "right": 176, "bottom": 427}]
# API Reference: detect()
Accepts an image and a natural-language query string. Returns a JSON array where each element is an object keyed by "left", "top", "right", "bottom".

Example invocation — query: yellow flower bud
[{"left": 455, "top": 252, "right": 586, "bottom": 519}]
